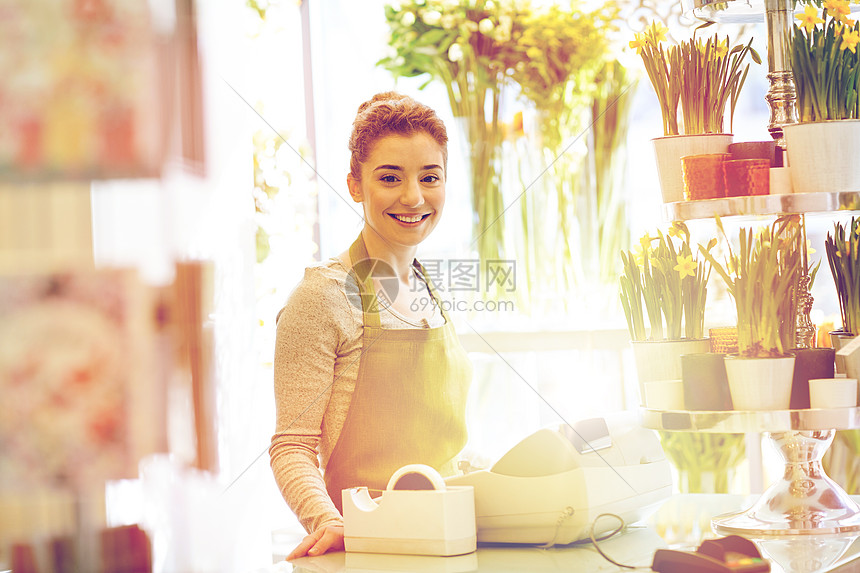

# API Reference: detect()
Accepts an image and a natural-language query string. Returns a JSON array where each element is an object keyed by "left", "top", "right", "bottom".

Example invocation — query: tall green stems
[
  {"left": 791, "top": 6, "right": 860, "bottom": 122},
  {"left": 620, "top": 224, "right": 711, "bottom": 341},
  {"left": 826, "top": 218, "right": 860, "bottom": 335},
  {"left": 700, "top": 216, "right": 802, "bottom": 357},
  {"left": 632, "top": 23, "right": 760, "bottom": 135}
]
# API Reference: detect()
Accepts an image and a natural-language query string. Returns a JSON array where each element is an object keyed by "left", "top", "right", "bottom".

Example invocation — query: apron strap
[
  {"left": 412, "top": 260, "right": 450, "bottom": 323},
  {"left": 348, "top": 235, "right": 382, "bottom": 328},
  {"left": 349, "top": 234, "right": 449, "bottom": 326}
]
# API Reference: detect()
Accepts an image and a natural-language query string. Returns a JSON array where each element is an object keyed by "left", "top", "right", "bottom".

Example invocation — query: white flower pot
[
  {"left": 724, "top": 355, "right": 795, "bottom": 411},
  {"left": 784, "top": 120, "right": 860, "bottom": 194},
  {"left": 653, "top": 134, "right": 734, "bottom": 203},
  {"left": 632, "top": 338, "right": 711, "bottom": 406}
]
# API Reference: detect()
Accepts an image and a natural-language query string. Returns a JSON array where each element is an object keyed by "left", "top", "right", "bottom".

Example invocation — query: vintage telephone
[{"left": 445, "top": 413, "right": 673, "bottom": 545}]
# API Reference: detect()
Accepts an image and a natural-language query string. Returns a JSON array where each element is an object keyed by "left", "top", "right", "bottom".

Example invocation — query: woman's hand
[{"left": 287, "top": 524, "right": 345, "bottom": 560}]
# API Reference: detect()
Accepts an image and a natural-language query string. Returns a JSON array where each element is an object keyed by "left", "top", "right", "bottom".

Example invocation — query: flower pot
[
  {"left": 724, "top": 355, "right": 795, "bottom": 411},
  {"left": 644, "top": 379, "right": 685, "bottom": 410},
  {"left": 653, "top": 134, "right": 734, "bottom": 203},
  {"left": 789, "top": 347, "right": 836, "bottom": 409},
  {"left": 784, "top": 120, "right": 860, "bottom": 194},
  {"left": 681, "top": 353, "right": 733, "bottom": 410},
  {"left": 722, "top": 159, "right": 770, "bottom": 197},
  {"left": 729, "top": 140, "right": 778, "bottom": 167},
  {"left": 632, "top": 338, "right": 711, "bottom": 406},
  {"left": 809, "top": 377, "right": 858, "bottom": 409},
  {"left": 682, "top": 153, "right": 729, "bottom": 200},
  {"left": 709, "top": 326, "right": 738, "bottom": 354},
  {"left": 830, "top": 330, "right": 856, "bottom": 375}
]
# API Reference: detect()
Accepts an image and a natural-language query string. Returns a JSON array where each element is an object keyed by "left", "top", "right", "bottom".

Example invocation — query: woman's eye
[
  {"left": 380, "top": 174, "right": 399, "bottom": 183},
  {"left": 422, "top": 174, "right": 440, "bottom": 183}
]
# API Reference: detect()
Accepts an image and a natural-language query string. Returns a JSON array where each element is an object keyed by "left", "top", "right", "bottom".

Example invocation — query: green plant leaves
[
  {"left": 700, "top": 218, "right": 803, "bottom": 357},
  {"left": 792, "top": 15, "right": 860, "bottom": 121},
  {"left": 620, "top": 227, "right": 710, "bottom": 341}
]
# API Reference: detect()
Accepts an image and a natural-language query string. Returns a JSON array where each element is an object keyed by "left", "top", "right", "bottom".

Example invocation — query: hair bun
[{"left": 356, "top": 91, "right": 411, "bottom": 115}]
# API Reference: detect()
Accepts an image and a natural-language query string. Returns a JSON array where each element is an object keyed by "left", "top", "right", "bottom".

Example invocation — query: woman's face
[{"left": 348, "top": 132, "right": 445, "bottom": 250}]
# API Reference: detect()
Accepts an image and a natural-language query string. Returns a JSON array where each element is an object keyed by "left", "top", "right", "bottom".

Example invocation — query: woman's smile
[{"left": 389, "top": 212, "right": 432, "bottom": 225}]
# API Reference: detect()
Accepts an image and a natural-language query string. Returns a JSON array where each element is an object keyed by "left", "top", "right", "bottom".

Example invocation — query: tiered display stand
[{"left": 647, "top": 194, "right": 860, "bottom": 537}]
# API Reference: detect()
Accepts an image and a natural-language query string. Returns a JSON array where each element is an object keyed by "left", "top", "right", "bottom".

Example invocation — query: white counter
[{"left": 258, "top": 495, "right": 860, "bottom": 573}]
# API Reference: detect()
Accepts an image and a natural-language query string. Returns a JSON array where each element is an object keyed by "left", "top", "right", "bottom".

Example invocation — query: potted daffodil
[
  {"left": 785, "top": 0, "right": 860, "bottom": 193},
  {"left": 700, "top": 216, "right": 803, "bottom": 410},
  {"left": 620, "top": 221, "right": 712, "bottom": 406},
  {"left": 630, "top": 22, "right": 760, "bottom": 202},
  {"left": 826, "top": 217, "right": 860, "bottom": 369}
]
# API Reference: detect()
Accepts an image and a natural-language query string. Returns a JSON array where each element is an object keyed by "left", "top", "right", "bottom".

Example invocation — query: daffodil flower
[
  {"left": 715, "top": 37, "right": 729, "bottom": 57},
  {"left": 842, "top": 28, "right": 860, "bottom": 53},
  {"left": 797, "top": 5, "right": 824, "bottom": 33},
  {"left": 668, "top": 221, "right": 688, "bottom": 241},
  {"left": 632, "top": 244, "right": 647, "bottom": 266},
  {"left": 640, "top": 233, "right": 653, "bottom": 253},
  {"left": 646, "top": 21, "right": 669, "bottom": 44},
  {"left": 825, "top": 0, "right": 852, "bottom": 23},
  {"left": 806, "top": 239, "right": 816, "bottom": 256},
  {"left": 629, "top": 33, "right": 646, "bottom": 54},
  {"left": 675, "top": 254, "right": 697, "bottom": 279}
]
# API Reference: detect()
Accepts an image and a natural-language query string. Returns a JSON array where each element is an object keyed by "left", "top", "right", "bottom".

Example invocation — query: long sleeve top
[{"left": 268, "top": 258, "right": 443, "bottom": 532}]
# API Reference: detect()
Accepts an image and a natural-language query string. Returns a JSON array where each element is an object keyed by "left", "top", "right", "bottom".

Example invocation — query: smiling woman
[{"left": 269, "top": 92, "right": 473, "bottom": 559}]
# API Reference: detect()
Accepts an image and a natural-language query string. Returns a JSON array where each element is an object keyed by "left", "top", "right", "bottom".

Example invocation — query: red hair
[{"left": 348, "top": 92, "right": 448, "bottom": 180}]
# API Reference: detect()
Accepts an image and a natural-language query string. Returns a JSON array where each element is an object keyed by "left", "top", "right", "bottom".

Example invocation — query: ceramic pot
[
  {"left": 653, "top": 134, "right": 734, "bottom": 203},
  {"left": 682, "top": 153, "right": 729, "bottom": 200},
  {"left": 724, "top": 355, "right": 796, "bottom": 410},
  {"left": 632, "top": 338, "right": 711, "bottom": 406},
  {"left": 709, "top": 326, "right": 738, "bottom": 355},
  {"left": 681, "top": 353, "right": 733, "bottom": 410},
  {"left": 644, "top": 379, "right": 685, "bottom": 410},
  {"left": 723, "top": 159, "right": 770, "bottom": 197},
  {"left": 809, "top": 377, "right": 858, "bottom": 409},
  {"left": 729, "top": 140, "right": 778, "bottom": 167},
  {"left": 784, "top": 120, "right": 860, "bottom": 193},
  {"left": 830, "top": 330, "right": 857, "bottom": 375},
  {"left": 789, "top": 347, "right": 836, "bottom": 409}
]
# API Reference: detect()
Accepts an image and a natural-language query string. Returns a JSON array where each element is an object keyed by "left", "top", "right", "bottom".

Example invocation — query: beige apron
[{"left": 324, "top": 235, "right": 472, "bottom": 513}]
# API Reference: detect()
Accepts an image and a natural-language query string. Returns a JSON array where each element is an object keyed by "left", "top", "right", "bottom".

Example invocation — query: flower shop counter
[{"left": 263, "top": 494, "right": 860, "bottom": 573}]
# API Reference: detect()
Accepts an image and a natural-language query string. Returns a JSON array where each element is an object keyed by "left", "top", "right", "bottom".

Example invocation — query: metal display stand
[
  {"left": 649, "top": 0, "right": 860, "bottom": 543},
  {"left": 655, "top": 196, "right": 860, "bottom": 536},
  {"left": 642, "top": 407, "right": 860, "bottom": 536}
]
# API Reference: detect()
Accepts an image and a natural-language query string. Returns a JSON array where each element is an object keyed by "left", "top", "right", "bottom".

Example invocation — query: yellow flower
[
  {"left": 629, "top": 32, "right": 646, "bottom": 54},
  {"left": 797, "top": 5, "right": 825, "bottom": 32},
  {"left": 842, "top": 28, "right": 860, "bottom": 53},
  {"left": 667, "top": 221, "right": 688, "bottom": 240},
  {"left": 675, "top": 254, "right": 697, "bottom": 279},
  {"left": 632, "top": 244, "right": 646, "bottom": 266},
  {"left": 640, "top": 232, "right": 653, "bottom": 253},
  {"left": 806, "top": 239, "right": 816, "bottom": 256},
  {"left": 715, "top": 37, "right": 729, "bottom": 58},
  {"left": 646, "top": 21, "right": 669, "bottom": 44},
  {"left": 825, "top": 0, "right": 852, "bottom": 22}
]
